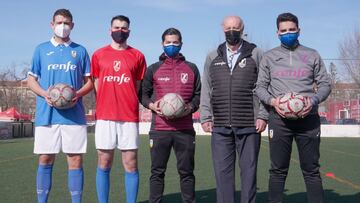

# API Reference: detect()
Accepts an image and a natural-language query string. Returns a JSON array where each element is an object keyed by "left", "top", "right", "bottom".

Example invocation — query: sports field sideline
[{"left": 1, "top": 135, "right": 359, "bottom": 203}]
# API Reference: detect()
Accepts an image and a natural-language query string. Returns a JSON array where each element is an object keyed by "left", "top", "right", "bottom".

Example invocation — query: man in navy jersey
[{"left": 27, "top": 9, "right": 93, "bottom": 203}]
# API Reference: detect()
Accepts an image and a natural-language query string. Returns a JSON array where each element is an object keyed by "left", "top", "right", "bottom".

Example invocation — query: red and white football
[{"left": 279, "top": 92, "right": 305, "bottom": 119}]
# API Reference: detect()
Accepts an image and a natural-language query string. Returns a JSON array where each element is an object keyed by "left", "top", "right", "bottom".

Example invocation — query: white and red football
[
  {"left": 48, "top": 83, "right": 76, "bottom": 109},
  {"left": 279, "top": 92, "right": 305, "bottom": 119}
]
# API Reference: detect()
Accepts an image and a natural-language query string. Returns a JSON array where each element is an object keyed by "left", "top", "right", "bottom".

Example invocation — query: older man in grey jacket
[{"left": 200, "top": 15, "right": 268, "bottom": 203}]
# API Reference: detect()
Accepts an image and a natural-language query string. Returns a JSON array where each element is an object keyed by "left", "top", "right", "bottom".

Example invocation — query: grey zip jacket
[{"left": 255, "top": 44, "right": 331, "bottom": 113}]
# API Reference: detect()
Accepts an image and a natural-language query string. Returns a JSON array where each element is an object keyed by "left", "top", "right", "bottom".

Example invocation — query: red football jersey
[{"left": 91, "top": 45, "right": 146, "bottom": 122}]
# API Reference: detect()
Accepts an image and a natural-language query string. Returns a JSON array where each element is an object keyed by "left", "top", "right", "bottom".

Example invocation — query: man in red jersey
[{"left": 91, "top": 15, "right": 146, "bottom": 203}]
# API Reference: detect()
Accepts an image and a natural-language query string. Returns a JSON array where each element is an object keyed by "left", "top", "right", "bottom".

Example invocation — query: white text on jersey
[
  {"left": 158, "top": 77, "right": 170, "bottom": 82},
  {"left": 48, "top": 61, "right": 77, "bottom": 72},
  {"left": 103, "top": 73, "right": 131, "bottom": 85}
]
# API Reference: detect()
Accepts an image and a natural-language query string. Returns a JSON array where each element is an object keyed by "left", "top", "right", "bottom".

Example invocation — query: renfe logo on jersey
[
  {"left": 158, "top": 77, "right": 170, "bottom": 82},
  {"left": 273, "top": 68, "right": 310, "bottom": 79},
  {"left": 113, "top": 61, "right": 121, "bottom": 72},
  {"left": 214, "top": 61, "right": 226, "bottom": 66},
  {"left": 103, "top": 73, "right": 130, "bottom": 85},
  {"left": 48, "top": 61, "right": 77, "bottom": 72}
]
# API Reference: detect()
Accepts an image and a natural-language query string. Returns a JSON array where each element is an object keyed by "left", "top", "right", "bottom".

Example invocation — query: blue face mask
[
  {"left": 163, "top": 45, "right": 181, "bottom": 58},
  {"left": 279, "top": 32, "right": 299, "bottom": 47}
]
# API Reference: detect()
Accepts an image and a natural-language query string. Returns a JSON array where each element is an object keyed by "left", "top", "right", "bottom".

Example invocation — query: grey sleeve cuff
[
  {"left": 257, "top": 102, "right": 269, "bottom": 121},
  {"left": 200, "top": 53, "right": 214, "bottom": 123},
  {"left": 311, "top": 96, "right": 320, "bottom": 106},
  {"left": 266, "top": 96, "right": 274, "bottom": 106},
  {"left": 200, "top": 116, "right": 212, "bottom": 123}
]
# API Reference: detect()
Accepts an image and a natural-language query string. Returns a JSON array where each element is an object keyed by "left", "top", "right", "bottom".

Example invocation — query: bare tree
[
  {"left": 339, "top": 26, "right": 360, "bottom": 87},
  {"left": 0, "top": 63, "right": 31, "bottom": 112}
]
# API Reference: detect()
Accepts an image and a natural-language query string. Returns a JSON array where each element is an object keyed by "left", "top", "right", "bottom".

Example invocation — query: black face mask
[
  {"left": 111, "top": 31, "right": 129, "bottom": 44},
  {"left": 225, "top": 30, "right": 242, "bottom": 46}
]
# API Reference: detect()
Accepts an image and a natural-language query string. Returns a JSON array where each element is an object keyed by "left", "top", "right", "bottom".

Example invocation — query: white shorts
[
  {"left": 34, "top": 125, "right": 87, "bottom": 154},
  {"left": 95, "top": 120, "right": 139, "bottom": 150}
]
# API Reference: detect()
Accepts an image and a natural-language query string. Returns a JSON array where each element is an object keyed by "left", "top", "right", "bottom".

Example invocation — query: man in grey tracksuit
[
  {"left": 200, "top": 16, "right": 268, "bottom": 203},
  {"left": 255, "top": 13, "right": 331, "bottom": 203}
]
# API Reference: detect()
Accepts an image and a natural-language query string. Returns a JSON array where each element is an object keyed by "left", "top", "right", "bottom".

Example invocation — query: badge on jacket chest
[
  {"left": 239, "top": 58, "right": 247, "bottom": 68},
  {"left": 181, "top": 73, "right": 188, "bottom": 84}
]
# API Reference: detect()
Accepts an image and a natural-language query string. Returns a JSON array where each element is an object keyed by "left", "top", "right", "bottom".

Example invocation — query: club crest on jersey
[
  {"left": 269, "top": 129, "right": 274, "bottom": 139},
  {"left": 239, "top": 58, "right": 246, "bottom": 68},
  {"left": 113, "top": 60, "right": 121, "bottom": 72},
  {"left": 71, "top": 50, "right": 77, "bottom": 58},
  {"left": 181, "top": 73, "right": 188, "bottom": 84}
]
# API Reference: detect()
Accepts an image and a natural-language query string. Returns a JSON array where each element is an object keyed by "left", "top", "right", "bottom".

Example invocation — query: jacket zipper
[
  {"left": 229, "top": 56, "right": 243, "bottom": 127},
  {"left": 229, "top": 72, "right": 232, "bottom": 127},
  {"left": 172, "top": 59, "right": 176, "bottom": 94},
  {"left": 290, "top": 51, "right": 293, "bottom": 66},
  {"left": 229, "top": 56, "right": 242, "bottom": 127}
]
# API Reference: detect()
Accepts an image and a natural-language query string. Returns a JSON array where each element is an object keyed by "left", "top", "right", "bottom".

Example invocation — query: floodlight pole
[
  {"left": 19, "top": 76, "right": 27, "bottom": 117},
  {"left": 358, "top": 94, "right": 360, "bottom": 123}
]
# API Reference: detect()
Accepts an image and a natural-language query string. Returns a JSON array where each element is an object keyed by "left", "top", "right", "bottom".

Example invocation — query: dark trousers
[
  {"left": 149, "top": 130, "right": 196, "bottom": 203},
  {"left": 211, "top": 127, "right": 261, "bottom": 203},
  {"left": 268, "top": 112, "right": 324, "bottom": 203}
]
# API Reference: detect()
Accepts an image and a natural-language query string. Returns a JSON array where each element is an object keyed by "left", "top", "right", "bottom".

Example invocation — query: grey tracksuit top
[{"left": 255, "top": 44, "right": 331, "bottom": 113}]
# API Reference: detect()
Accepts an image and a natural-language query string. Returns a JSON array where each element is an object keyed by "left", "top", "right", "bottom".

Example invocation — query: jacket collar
[
  {"left": 50, "top": 37, "right": 72, "bottom": 47},
  {"left": 217, "top": 40, "right": 256, "bottom": 62},
  {"left": 280, "top": 40, "right": 300, "bottom": 51},
  {"left": 159, "top": 53, "right": 186, "bottom": 64}
]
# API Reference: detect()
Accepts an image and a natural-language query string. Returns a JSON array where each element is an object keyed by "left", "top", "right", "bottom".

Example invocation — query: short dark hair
[
  {"left": 111, "top": 15, "right": 130, "bottom": 27},
  {"left": 276, "top": 12, "right": 299, "bottom": 29},
  {"left": 161, "top": 28, "right": 182, "bottom": 43},
  {"left": 53, "top": 9, "right": 73, "bottom": 22}
]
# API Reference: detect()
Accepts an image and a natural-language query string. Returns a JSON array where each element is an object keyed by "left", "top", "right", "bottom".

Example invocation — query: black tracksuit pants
[
  {"left": 149, "top": 130, "right": 196, "bottom": 203},
  {"left": 268, "top": 111, "right": 324, "bottom": 203}
]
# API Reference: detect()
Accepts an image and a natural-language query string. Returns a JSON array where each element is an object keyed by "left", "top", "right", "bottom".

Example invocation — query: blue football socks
[
  {"left": 96, "top": 167, "right": 111, "bottom": 203},
  {"left": 36, "top": 164, "right": 53, "bottom": 203},
  {"left": 68, "top": 168, "right": 84, "bottom": 203},
  {"left": 125, "top": 170, "right": 139, "bottom": 203}
]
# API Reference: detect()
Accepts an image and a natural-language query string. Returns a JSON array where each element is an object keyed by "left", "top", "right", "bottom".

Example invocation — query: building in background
[
  {"left": 319, "top": 83, "right": 360, "bottom": 124},
  {"left": 1, "top": 81, "right": 359, "bottom": 124},
  {"left": 0, "top": 80, "right": 36, "bottom": 117}
]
